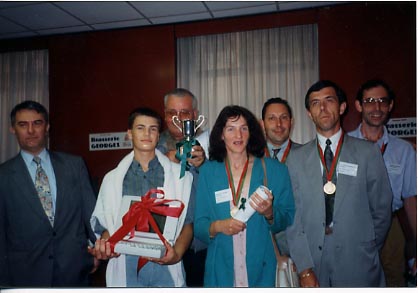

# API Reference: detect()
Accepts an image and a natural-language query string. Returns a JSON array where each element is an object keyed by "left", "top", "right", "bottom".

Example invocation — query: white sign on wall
[
  {"left": 89, "top": 132, "right": 132, "bottom": 151},
  {"left": 386, "top": 117, "right": 416, "bottom": 138}
]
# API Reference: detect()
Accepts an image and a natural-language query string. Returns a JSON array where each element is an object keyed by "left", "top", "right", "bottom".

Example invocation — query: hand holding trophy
[{"left": 172, "top": 115, "right": 206, "bottom": 178}]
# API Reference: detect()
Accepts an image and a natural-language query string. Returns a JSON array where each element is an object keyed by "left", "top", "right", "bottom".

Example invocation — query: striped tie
[{"left": 272, "top": 148, "right": 280, "bottom": 160}]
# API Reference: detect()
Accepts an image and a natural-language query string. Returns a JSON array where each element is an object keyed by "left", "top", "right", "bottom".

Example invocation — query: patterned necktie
[
  {"left": 33, "top": 156, "right": 54, "bottom": 226},
  {"left": 272, "top": 148, "right": 280, "bottom": 160},
  {"left": 323, "top": 139, "right": 334, "bottom": 227}
]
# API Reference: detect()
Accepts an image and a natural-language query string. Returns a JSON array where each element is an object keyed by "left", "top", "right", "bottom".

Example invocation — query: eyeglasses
[
  {"left": 362, "top": 97, "right": 391, "bottom": 107},
  {"left": 165, "top": 109, "right": 193, "bottom": 120}
]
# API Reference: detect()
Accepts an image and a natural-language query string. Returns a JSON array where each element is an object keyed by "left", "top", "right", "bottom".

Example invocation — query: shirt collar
[
  {"left": 131, "top": 155, "right": 159, "bottom": 174},
  {"left": 317, "top": 128, "right": 342, "bottom": 153},
  {"left": 267, "top": 139, "right": 289, "bottom": 153},
  {"left": 356, "top": 123, "right": 389, "bottom": 147},
  {"left": 21, "top": 148, "right": 48, "bottom": 165}
]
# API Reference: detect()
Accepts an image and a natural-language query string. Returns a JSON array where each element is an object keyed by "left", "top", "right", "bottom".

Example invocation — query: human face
[
  {"left": 307, "top": 87, "right": 346, "bottom": 137},
  {"left": 355, "top": 85, "right": 393, "bottom": 128},
  {"left": 222, "top": 116, "right": 250, "bottom": 156},
  {"left": 10, "top": 109, "right": 49, "bottom": 156},
  {"left": 263, "top": 103, "right": 292, "bottom": 147},
  {"left": 127, "top": 115, "right": 160, "bottom": 153},
  {"left": 164, "top": 94, "right": 197, "bottom": 141}
]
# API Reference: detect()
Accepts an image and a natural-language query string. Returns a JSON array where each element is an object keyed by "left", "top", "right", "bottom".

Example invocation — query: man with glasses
[
  {"left": 286, "top": 80, "right": 392, "bottom": 287},
  {"left": 158, "top": 88, "right": 208, "bottom": 169},
  {"left": 348, "top": 79, "right": 417, "bottom": 286},
  {"left": 157, "top": 88, "right": 209, "bottom": 287}
]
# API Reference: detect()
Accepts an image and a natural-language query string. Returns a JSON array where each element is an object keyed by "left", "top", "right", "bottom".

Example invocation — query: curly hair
[{"left": 209, "top": 105, "right": 266, "bottom": 162}]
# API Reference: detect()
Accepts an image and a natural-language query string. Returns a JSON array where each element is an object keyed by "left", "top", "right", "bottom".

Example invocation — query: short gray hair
[{"left": 163, "top": 88, "right": 197, "bottom": 109}]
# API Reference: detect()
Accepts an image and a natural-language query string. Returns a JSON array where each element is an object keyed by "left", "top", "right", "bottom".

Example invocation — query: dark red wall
[
  {"left": 1, "top": 2, "right": 415, "bottom": 187},
  {"left": 316, "top": 2, "right": 416, "bottom": 131},
  {"left": 48, "top": 26, "right": 176, "bottom": 189}
]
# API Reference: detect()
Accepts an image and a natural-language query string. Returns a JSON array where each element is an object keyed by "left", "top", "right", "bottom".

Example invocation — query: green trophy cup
[{"left": 172, "top": 115, "right": 205, "bottom": 178}]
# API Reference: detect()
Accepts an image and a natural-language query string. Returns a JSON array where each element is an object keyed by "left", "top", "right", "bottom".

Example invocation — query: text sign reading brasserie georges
[
  {"left": 89, "top": 132, "right": 132, "bottom": 151},
  {"left": 386, "top": 117, "right": 416, "bottom": 138}
]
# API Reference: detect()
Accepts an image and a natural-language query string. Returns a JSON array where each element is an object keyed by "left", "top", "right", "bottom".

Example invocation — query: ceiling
[{"left": 0, "top": 1, "right": 346, "bottom": 40}]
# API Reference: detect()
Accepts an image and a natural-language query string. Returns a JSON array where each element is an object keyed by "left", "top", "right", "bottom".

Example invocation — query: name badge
[
  {"left": 387, "top": 164, "right": 402, "bottom": 175},
  {"left": 215, "top": 188, "right": 232, "bottom": 204},
  {"left": 337, "top": 162, "right": 358, "bottom": 177}
]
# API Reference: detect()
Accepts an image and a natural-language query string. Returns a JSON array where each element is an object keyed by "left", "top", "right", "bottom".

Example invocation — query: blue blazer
[
  {"left": 194, "top": 157, "right": 295, "bottom": 287},
  {"left": 0, "top": 152, "right": 97, "bottom": 287}
]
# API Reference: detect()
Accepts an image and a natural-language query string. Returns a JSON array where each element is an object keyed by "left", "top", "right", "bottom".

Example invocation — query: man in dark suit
[
  {"left": 0, "top": 100, "right": 97, "bottom": 287},
  {"left": 286, "top": 80, "right": 392, "bottom": 287}
]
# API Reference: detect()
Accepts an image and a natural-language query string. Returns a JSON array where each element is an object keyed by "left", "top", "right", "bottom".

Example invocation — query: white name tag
[
  {"left": 387, "top": 164, "right": 402, "bottom": 175},
  {"left": 215, "top": 188, "right": 232, "bottom": 204},
  {"left": 337, "top": 162, "right": 358, "bottom": 177}
]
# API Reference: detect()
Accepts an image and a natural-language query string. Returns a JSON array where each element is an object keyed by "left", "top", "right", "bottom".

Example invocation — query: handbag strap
[{"left": 260, "top": 158, "right": 282, "bottom": 260}]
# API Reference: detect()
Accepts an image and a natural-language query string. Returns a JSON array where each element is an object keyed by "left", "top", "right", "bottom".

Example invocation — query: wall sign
[
  {"left": 386, "top": 117, "right": 416, "bottom": 138},
  {"left": 89, "top": 132, "right": 132, "bottom": 151}
]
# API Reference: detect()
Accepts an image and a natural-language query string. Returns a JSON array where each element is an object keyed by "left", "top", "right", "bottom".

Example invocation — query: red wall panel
[{"left": 48, "top": 26, "right": 176, "bottom": 189}]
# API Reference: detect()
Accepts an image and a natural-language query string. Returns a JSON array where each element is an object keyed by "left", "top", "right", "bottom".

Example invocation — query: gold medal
[
  {"left": 323, "top": 181, "right": 336, "bottom": 195},
  {"left": 230, "top": 206, "right": 239, "bottom": 217}
]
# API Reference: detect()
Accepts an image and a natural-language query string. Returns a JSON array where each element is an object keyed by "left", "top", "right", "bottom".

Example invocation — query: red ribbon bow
[{"left": 108, "top": 188, "right": 184, "bottom": 272}]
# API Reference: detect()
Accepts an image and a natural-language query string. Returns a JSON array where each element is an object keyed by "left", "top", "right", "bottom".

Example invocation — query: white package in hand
[{"left": 232, "top": 185, "right": 269, "bottom": 223}]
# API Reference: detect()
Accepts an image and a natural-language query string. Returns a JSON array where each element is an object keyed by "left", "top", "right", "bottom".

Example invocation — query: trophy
[{"left": 172, "top": 115, "right": 205, "bottom": 178}]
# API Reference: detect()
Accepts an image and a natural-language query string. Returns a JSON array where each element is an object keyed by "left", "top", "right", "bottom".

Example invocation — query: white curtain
[
  {"left": 0, "top": 49, "right": 49, "bottom": 163},
  {"left": 177, "top": 24, "right": 318, "bottom": 144}
]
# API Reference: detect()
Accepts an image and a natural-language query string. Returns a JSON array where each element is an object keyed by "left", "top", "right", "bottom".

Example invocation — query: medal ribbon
[
  {"left": 380, "top": 142, "right": 387, "bottom": 155},
  {"left": 317, "top": 134, "right": 344, "bottom": 182},
  {"left": 264, "top": 140, "right": 292, "bottom": 163},
  {"left": 280, "top": 140, "right": 292, "bottom": 163},
  {"left": 175, "top": 138, "right": 198, "bottom": 178},
  {"left": 225, "top": 156, "right": 249, "bottom": 206}
]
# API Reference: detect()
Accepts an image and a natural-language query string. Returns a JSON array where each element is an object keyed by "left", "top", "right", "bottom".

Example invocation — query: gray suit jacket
[
  {"left": 286, "top": 134, "right": 392, "bottom": 287},
  {"left": 0, "top": 151, "right": 97, "bottom": 287},
  {"left": 272, "top": 140, "right": 302, "bottom": 255}
]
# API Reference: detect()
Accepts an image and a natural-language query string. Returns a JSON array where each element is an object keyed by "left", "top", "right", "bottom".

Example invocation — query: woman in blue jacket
[{"left": 194, "top": 105, "right": 295, "bottom": 287}]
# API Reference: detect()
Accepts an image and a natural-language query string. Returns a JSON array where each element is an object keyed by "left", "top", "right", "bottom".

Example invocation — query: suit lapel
[
  {"left": 305, "top": 140, "right": 326, "bottom": 214},
  {"left": 334, "top": 135, "right": 355, "bottom": 215},
  {"left": 50, "top": 152, "right": 66, "bottom": 225},
  {"left": 11, "top": 155, "right": 51, "bottom": 221}
]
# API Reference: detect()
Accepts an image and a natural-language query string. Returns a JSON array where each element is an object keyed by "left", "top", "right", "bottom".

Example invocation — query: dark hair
[
  {"left": 209, "top": 105, "right": 266, "bottom": 162},
  {"left": 164, "top": 88, "right": 197, "bottom": 109},
  {"left": 262, "top": 97, "right": 293, "bottom": 120},
  {"left": 305, "top": 80, "right": 347, "bottom": 110},
  {"left": 128, "top": 107, "right": 162, "bottom": 131},
  {"left": 356, "top": 79, "right": 396, "bottom": 104},
  {"left": 10, "top": 100, "right": 49, "bottom": 125}
]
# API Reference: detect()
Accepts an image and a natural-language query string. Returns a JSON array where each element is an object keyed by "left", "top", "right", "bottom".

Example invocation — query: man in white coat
[{"left": 89, "top": 107, "right": 193, "bottom": 287}]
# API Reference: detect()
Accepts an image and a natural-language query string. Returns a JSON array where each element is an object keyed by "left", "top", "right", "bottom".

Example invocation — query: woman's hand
[
  {"left": 249, "top": 188, "right": 274, "bottom": 219},
  {"left": 210, "top": 218, "right": 246, "bottom": 238}
]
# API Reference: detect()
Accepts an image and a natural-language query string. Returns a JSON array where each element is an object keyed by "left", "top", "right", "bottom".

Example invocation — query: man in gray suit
[
  {"left": 286, "top": 80, "right": 392, "bottom": 287},
  {"left": 0, "top": 100, "right": 97, "bottom": 287},
  {"left": 261, "top": 97, "right": 301, "bottom": 257}
]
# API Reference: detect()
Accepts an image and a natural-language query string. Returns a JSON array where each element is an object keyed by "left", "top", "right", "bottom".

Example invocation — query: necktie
[
  {"left": 323, "top": 139, "right": 334, "bottom": 227},
  {"left": 324, "top": 139, "right": 333, "bottom": 172},
  {"left": 33, "top": 156, "right": 54, "bottom": 226},
  {"left": 272, "top": 148, "right": 280, "bottom": 160}
]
